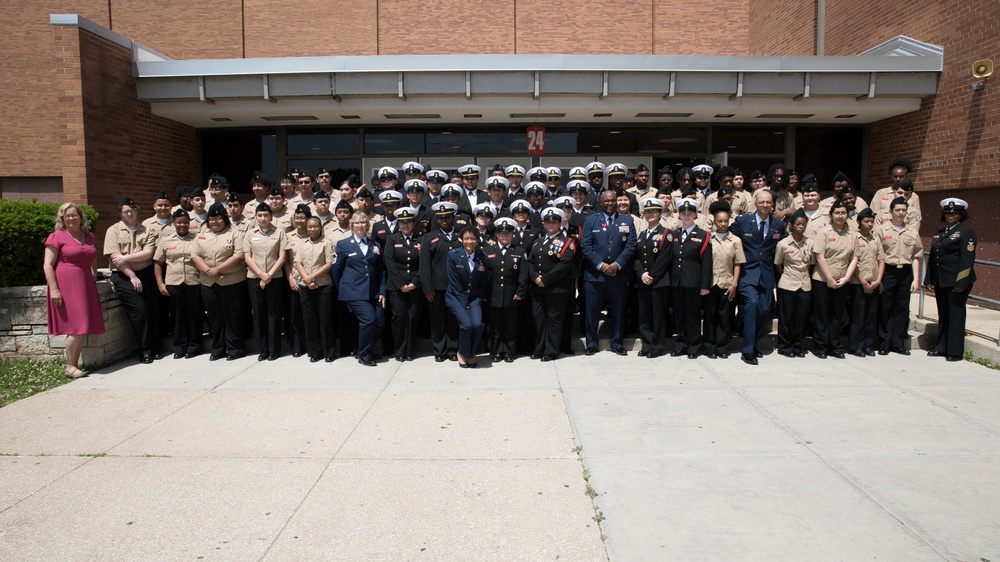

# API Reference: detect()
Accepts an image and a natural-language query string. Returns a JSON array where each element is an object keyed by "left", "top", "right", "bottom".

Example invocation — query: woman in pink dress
[{"left": 43, "top": 203, "right": 106, "bottom": 378}]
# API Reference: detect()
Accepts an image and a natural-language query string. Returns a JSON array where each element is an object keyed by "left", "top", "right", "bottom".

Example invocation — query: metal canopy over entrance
[{"left": 119, "top": 29, "right": 941, "bottom": 128}]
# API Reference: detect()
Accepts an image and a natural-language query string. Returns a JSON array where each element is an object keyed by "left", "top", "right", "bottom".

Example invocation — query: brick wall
[
  {"left": 654, "top": 0, "right": 750, "bottom": 56},
  {"left": 54, "top": 24, "right": 198, "bottom": 254},
  {"left": 243, "top": 0, "right": 377, "bottom": 57},
  {"left": 379, "top": 0, "right": 514, "bottom": 55},
  {"left": 747, "top": 0, "right": 814, "bottom": 55},
  {"left": 110, "top": 0, "right": 243, "bottom": 59}
]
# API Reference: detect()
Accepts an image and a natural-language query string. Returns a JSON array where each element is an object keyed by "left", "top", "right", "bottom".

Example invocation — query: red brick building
[{"left": 2, "top": 0, "right": 997, "bottom": 295}]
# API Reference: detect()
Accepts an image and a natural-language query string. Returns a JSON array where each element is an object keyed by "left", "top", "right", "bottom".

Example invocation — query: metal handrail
[{"left": 919, "top": 251, "right": 1000, "bottom": 345}]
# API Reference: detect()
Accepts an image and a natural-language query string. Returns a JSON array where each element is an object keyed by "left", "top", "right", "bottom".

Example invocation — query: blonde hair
[
  {"left": 350, "top": 213, "right": 371, "bottom": 227},
  {"left": 54, "top": 203, "right": 90, "bottom": 233}
]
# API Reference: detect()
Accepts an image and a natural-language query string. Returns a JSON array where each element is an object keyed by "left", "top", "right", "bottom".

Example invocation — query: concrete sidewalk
[{"left": 2, "top": 325, "right": 1000, "bottom": 560}]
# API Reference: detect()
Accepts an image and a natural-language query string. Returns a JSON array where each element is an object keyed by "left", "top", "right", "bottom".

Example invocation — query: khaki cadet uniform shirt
[
  {"left": 696, "top": 212, "right": 715, "bottom": 233},
  {"left": 294, "top": 235, "right": 336, "bottom": 287},
  {"left": 243, "top": 225, "right": 290, "bottom": 279},
  {"left": 142, "top": 215, "right": 175, "bottom": 239},
  {"left": 811, "top": 225, "right": 857, "bottom": 283},
  {"left": 851, "top": 231, "right": 885, "bottom": 284},
  {"left": 775, "top": 237, "right": 813, "bottom": 292},
  {"left": 710, "top": 233, "right": 747, "bottom": 290},
  {"left": 324, "top": 222, "right": 352, "bottom": 247},
  {"left": 230, "top": 216, "right": 251, "bottom": 237},
  {"left": 870, "top": 187, "right": 921, "bottom": 216},
  {"left": 192, "top": 226, "right": 246, "bottom": 286},
  {"left": 875, "top": 221, "right": 923, "bottom": 268},
  {"left": 773, "top": 189, "right": 802, "bottom": 215},
  {"left": 271, "top": 207, "right": 294, "bottom": 233},
  {"left": 243, "top": 199, "right": 267, "bottom": 220},
  {"left": 104, "top": 220, "right": 157, "bottom": 271},
  {"left": 189, "top": 212, "right": 208, "bottom": 234},
  {"left": 875, "top": 205, "right": 921, "bottom": 230},
  {"left": 636, "top": 215, "right": 681, "bottom": 234},
  {"left": 153, "top": 231, "right": 200, "bottom": 286},
  {"left": 286, "top": 230, "right": 309, "bottom": 284}
]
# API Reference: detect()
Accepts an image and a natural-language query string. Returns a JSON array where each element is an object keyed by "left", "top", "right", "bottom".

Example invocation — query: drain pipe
[{"left": 816, "top": 0, "right": 825, "bottom": 55}]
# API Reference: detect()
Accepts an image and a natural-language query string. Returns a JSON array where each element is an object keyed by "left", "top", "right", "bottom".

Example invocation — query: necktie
[
  {"left": 681, "top": 229, "right": 688, "bottom": 243},
  {"left": 758, "top": 219, "right": 765, "bottom": 238}
]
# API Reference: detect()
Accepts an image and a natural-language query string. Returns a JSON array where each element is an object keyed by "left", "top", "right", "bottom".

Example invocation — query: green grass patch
[
  {"left": 0, "top": 358, "right": 72, "bottom": 408},
  {"left": 964, "top": 351, "right": 1000, "bottom": 371}
]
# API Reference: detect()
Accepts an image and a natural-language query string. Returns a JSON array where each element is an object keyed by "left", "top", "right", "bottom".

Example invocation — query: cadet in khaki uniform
[
  {"left": 266, "top": 187, "right": 294, "bottom": 233},
  {"left": 104, "top": 197, "right": 160, "bottom": 363},
  {"left": 847, "top": 208, "right": 884, "bottom": 356},
  {"left": 774, "top": 209, "right": 813, "bottom": 357},
  {"left": 295, "top": 216, "right": 337, "bottom": 363},
  {"left": 284, "top": 204, "right": 312, "bottom": 359},
  {"left": 191, "top": 203, "right": 247, "bottom": 361},
  {"left": 800, "top": 183, "right": 828, "bottom": 241},
  {"left": 153, "top": 209, "right": 203, "bottom": 359},
  {"left": 225, "top": 192, "right": 250, "bottom": 235},
  {"left": 870, "top": 157, "right": 920, "bottom": 216},
  {"left": 143, "top": 190, "right": 175, "bottom": 239},
  {"left": 810, "top": 200, "right": 858, "bottom": 359},
  {"left": 243, "top": 202, "right": 290, "bottom": 361},
  {"left": 874, "top": 179, "right": 921, "bottom": 229},
  {"left": 875, "top": 196, "right": 923, "bottom": 355},
  {"left": 188, "top": 188, "right": 209, "bottom": 233},
  {"left": 703, "top": 201, "right": 746, "bottom": 359},
  {"left": 243, "top": 172, "right": 271, "bottom": 220}
]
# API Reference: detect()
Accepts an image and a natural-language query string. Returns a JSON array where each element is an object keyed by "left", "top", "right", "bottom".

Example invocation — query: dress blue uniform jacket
[
  {"left": 445, "top": 247, "right": 488, "bottom": 309},
  {"left": 580, "top": 212, "right": 637, "bottom": 284},
  {"left": 332, "top": 236, "right": 386, "bottom": 301},
  {"left": 729, "top": 212, "right": 787, "bottom": 289}
]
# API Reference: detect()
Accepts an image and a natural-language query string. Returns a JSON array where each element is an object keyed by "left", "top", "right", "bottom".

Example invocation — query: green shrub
[{"left": 0, "top": 199, "right": 99, "bottom": 287}]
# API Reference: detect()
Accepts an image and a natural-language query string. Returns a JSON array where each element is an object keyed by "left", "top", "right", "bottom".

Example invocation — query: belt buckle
[{"left": 896, "top": 264, "right": 905, "bottom": 269}]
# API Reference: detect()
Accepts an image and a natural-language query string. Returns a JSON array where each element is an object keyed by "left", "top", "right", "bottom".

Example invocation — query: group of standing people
[{"left": 42, "top": 156, "right": 978, "bottom": 374}]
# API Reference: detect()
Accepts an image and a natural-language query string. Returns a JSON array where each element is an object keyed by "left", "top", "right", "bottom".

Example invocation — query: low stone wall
[{"left": 0, "top": 281, "right": 136, "bottom": 365}]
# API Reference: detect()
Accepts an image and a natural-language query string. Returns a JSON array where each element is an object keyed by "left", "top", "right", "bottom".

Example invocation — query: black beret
[
  {"left": 267, "top": 186, "right": 284, "bottom": 197},
  {"left": 119, "top": 197, "right": 137, "bottom": 208},
  {"left": 153, "top": 190, "right": 170, "bottom": 201},
  {"left": 255, "top": 202, "right": 272, "bottom": 214},
  {"left": 335, "top": 199, "right": 353, "bottom": 211},
  {"left": 171, "top": 209, "right": 190, "bottom": 220},
  {"left": 856, "top": 207, "right": 874, "bottom": 221},
  {"left": 225, "top": 192, "right": 242, "bottom": 204},
  {"left": 294, "top": 204, "right": 312, "bottom": 217}
]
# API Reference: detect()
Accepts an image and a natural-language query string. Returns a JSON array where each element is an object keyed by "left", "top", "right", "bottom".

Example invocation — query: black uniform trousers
[
  {"left": 428, "top": 289, "right": 458, "bottom": 359},
  {"left": 847, "top": 284, "right": 879, "bottom": 353},
  {"left": 201, "top": 282, "right": 245, "bottom": 358},
  {"left": 672, "top": 287, "right": 704, "bottom": 355},
  {"left": 811, "top": 280, "right": 848, "bottom": 354},
  {"left": 533, "top": 292, "right": 569, "bottom": 358},
  {"left": 516, "top": 297, "right": 536, "bottom": 355},
  {"left": 388, "top": 289, "right": 422, "bottom": 359},
  {"left": 300, "top": 283, "right": 335, "bottom": 360},
  {"left": 702, "top": 285, "right": 733, "bottom": 356},
  {"left": 560, "top": 289, "right": 576, "bottom": 353},
  {"left": 333, "top": 296, "right": 358, "bottom": 356},
  {"left": 635, "top": 284, "right": 669, "bottom": 355},
  {"left": 248, "top": 278, "right": 286, "bottom": 356},
  {"left": 879, "top": 266, "right": 913, "bottom": 351},
  {"left": 776, "top": 288, "right": 810, "bottom": 354},
  {"left": 933, "top": 284, "right": 972, "bottom": 357},
  {"left": 380, "top": 296, "right": 396, "bottom": 360},
  {"left": 489, "top": 305, "right": 519, "bottom": 358},
  {"left": 285, "top": 285, "right": 307, "bottom": 355},
  {"left": 111, "top": 267, "right": 159, "bottom": 355},
  {"left": 166, "top": 284, "right": 203, "bottom": 355}
]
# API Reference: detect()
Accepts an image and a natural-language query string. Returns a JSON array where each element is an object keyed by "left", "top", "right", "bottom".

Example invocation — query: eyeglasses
[{"left": 298, "top": 180, "right": 313, "bottom": 184}]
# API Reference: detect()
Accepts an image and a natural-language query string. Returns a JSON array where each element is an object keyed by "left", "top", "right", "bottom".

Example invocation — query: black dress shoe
[
  {"left": 740, "top": 353, "right": 758, "bottom": 365},
  {"left": 926, "top": 350, "right": 943, "bottom": 357},
  {"left": 705, "top": 353, "right": 718, "bottom": 359},
  {"left": 831, "top": 351, "right": 846, "bottom": 359},
  {"left": 777, "top": 350, "right": 795, "bottom": 358},
  {"left": 720, "top": 352, "right": 730, "bottom": 359},
  {"left": 670, "top": 350, "right": 684, "bottom": 357},
  {"left": 753, "top": 349, "right": 764, "bottom": 358},
  {"left": 562, "top": 349, "right": 576, "bottom": 356},
  {"left": 209, "top": 353, "right": 224, "bottom": 361},
  {"left": 648, "top": 351, "right": 661, "bottom": 359},
  {"left": 864, "top": 348, "right": 876, "bottom": 357},
  {"left": 140, "top": 352, "right": 154, "bottom": 364},
  {"left": 637, "top": 350, "right": 648, "bottom": 357},
  {"left": 813, "top": 351, "right": 828, "bottom": 359},
  {"left": 584, "top": 347, "right": 597, "bottom": 356},
  {"left": 891, "top": 347, "right": 911, "bottom": 356},
  {"left": 530, "top": 354, "right": 541, "bottom": 360},
  {"left": 612, "top": 347, "right": 628, "bottom": 356},
  {"left": 396, "top": 356, "right": 406, "bottom": 362},
  {"left": 310, "top": 356, "right": 321, "bottom": 363},
  {"left": 850, "top": 350, "right": 865, "bottom": 358},
  {"left": 405, "top": 356, "right": 414, "bottom": 361},
  {"left": 185, "top": 352, "right": 199, "bottom": 359},
  {"left": 687, "top": 354, "right": 698, "bottom": 360},
  {"left": 173, "top": 352, "right": 184, "bottom": 359},
  {"left": 540, "top": 355, "right": 552, "bottom": 362},
  {"left": 358, "top": 357, "right": 377, "bottom": 367},
  {"left": 258, "top": 353, "right": 268, "bottom": 362},
  {"left": 292, "top": 351, "right": 304, "bottom": 358},
  {"left": 226, "top": 352, "right": 245, "bottom": 361},
  {"left": 878, "top": 349, "right": 890, "bottom": 356},
  {"left": 503, "top": 354, "right": 514, "bottom": 363},
  {"left": 793, "top": 351, "right": 806, "bottom": 358},
  {"left": 153, "top": 352, "right": 164, "bottom": 360},
  {"left": 268, "top": 353, "right": 279, "bottom": 361},
  {"left": 946, "top": 355, "right": 962, "bottom": 362},
  {"left": 490, "top": 355, "right": 499, "bottom": 362},
  {"left": 448, "top": 353, "right": 458, "bottom": 361},
  {"left": 326, "top": 356, "right": 336, "bottom": 363}
]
